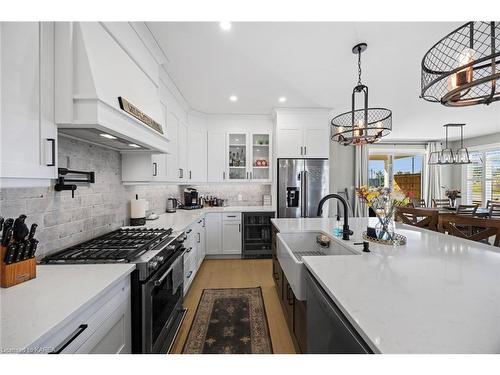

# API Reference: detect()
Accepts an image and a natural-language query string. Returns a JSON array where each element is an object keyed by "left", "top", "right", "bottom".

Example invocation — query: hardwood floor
[{"left": 170, "top": 259, "right": 296, "bottom": 354}]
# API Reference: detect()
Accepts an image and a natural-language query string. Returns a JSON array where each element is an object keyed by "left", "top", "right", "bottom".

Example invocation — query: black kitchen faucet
[{"left": 317, "top": 194, "right": 353, "bottom": 241}]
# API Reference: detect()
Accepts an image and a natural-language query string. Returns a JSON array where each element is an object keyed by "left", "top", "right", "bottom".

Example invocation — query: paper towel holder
[{"left": 130, "top": 194, "right": 147, "bottom": 226}]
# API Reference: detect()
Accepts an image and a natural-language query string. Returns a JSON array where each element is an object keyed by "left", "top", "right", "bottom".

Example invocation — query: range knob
[
  {"left": 156, "top": 255, "right": 165, "bottom": 263},
  {"left": 148, "top": 261, "right": 159, "bottom": 270},
  {"left": 166, "top": 244, "right": 176, "bottom": 251}
]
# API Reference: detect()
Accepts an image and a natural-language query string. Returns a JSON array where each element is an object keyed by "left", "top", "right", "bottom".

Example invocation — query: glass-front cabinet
[{"left": 226, "top": 132, "right": 271, "bottom": 181}]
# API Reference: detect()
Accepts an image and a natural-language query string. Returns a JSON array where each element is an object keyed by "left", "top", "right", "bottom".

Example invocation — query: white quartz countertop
[
  {"left": 127, "top": 205, "right": 275, "bottom": 232},
  {"left": 271, "top": 217, "right": 500, "bottom": 353},
  {"left": 0, "top": 264, "right": 135, "bottom": 353}
]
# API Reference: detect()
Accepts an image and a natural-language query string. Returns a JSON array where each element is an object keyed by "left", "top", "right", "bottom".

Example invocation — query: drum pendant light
[
  {"left": 331, "top": 43, "right": 392, "bottom": 146},
  {"left": 421, "top": 22, "right": 499, "bottom": 107}
]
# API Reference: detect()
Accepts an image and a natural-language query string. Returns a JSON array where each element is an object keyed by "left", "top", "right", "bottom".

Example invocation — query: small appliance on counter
[
  {"left": 130, "top": 194, "right": 147, "bottom": 226},
  {"left": 166, "top": 197, "right": 178, "bottom": 213},
  {"left": 178, "top": 188, "right": 203, "bottom": 210},
  {"left": 183, "top": 188, "right": 198, "bottom": 207},
  {"left": 0, "top": 214, "right": 39, "bottom": 288}
]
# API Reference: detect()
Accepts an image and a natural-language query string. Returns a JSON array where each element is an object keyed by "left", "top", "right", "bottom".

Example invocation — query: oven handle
[{"left": 153, "top": 249, "right": 186, "bottom": 287}]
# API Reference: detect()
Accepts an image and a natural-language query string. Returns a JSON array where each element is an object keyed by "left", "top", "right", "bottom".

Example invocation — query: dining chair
[
  {"left": 486, "top": 200, "right": 500, "bottom": 209},
  {"left": 439, "top": 214, "right": 500, "bottom": 247},
  {"left": 432, "top": 198, "right": 450, "bottom": 208},
  {"left": 456, "top": 204, "right": 478, "bottom": 216},
  {"left": 395, "top": 206, "right": 439, "bottom": 231},
  {"left": 489, "top": 203, "right": 500, "bottom": 218},
  {"left": 412, "top": 198, "right": 426, "bottom": 208}
]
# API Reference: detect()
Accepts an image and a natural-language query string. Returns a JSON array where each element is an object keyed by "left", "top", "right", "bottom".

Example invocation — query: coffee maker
[{"left": 183, "top": 188, "right": 199, "bottom": 208}]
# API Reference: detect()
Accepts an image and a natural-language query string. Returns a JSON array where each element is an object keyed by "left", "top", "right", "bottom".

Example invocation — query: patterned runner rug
[{"left": 182, "top": 287, "right": 273, "bottom": 354}]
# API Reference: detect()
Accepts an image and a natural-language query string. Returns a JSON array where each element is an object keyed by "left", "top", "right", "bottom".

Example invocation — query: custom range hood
[{"left": 55, "top": 22, "right": 170, "bottom": 152}]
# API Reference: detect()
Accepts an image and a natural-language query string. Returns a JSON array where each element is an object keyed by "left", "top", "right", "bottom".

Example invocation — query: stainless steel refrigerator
[{"left": 277, "top": 158, "right": 329, "bottom": 218}]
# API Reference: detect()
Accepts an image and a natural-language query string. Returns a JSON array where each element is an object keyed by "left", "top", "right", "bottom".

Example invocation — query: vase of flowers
[
  {"left": 444, "top": 188, "right": 461, "bottom": 208},
  {"left": 356, "top": 186, "right": 410, "bottom": 241}
]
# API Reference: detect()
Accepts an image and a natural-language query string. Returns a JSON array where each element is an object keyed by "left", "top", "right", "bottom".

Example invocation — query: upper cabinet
[
  {"left": 226, "top": 132, "right": 272, "bottom": 182},
  {"left": 0, "top": 22, "right": 58, "bottom": 184},
  {"left": 274, "top": 109, "right": 331, "bottom": 159},
  {"left": 207, "top": 132, "right": 227, "bottom": 182}
]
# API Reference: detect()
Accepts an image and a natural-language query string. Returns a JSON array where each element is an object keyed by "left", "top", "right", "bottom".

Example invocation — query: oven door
[{"left": 143, "top": 251, "right": 185, "bottom": 353}]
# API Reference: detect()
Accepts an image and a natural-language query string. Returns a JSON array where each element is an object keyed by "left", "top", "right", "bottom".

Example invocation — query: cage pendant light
[
  {"left": 331, "top": 43, "right": 392, "bottom": 146},
  {"left": 421, "top": 22, "right": 500, "bottom": 107}
]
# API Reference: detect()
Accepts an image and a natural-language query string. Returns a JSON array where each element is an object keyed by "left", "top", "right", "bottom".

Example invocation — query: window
[
  {"left": 368, "top": 150, "right": 424, "bottom": 200},
  {"left": 464, "top": 147, "right": 500, "bottom": 205}
]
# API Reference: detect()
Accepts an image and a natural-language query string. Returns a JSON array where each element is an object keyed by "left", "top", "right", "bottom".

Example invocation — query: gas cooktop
[{"left": 42, "top": 228, "right": 173, "bottom": 264}]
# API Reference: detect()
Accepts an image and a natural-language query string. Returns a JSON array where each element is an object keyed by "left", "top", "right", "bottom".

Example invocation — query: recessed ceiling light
[
  {"left": 229, "top": 95, "right": 238, "bottom": 102},
  {"left": 279, "top": 96, "right": 287, "bottom": 103},
  {"left": 128, "top": 143, "right": 141, "bottom": 148},
  {"left": 100, "top": 133, "right": 117, "bottom": 139},
  {"left": 219, "top": 21, "right": 232, "bottom": 31}
]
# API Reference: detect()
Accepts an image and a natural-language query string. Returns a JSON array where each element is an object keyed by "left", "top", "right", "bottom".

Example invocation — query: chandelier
[
  {"left": 331, "top": 43, "right": 392, "bottom": 146},
  {"left": 421, "top": 22, "right": 499, "bottom": 107},
  {"left": 428, "top": 124, "right": 471, "bottom": 165}
]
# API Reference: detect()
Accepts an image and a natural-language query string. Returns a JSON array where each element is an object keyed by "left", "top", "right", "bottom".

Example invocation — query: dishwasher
[{"left": 306, "top": 270, "right": 373, "bottom": 354}]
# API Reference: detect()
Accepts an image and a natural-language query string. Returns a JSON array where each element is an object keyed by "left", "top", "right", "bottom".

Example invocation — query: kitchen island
[{"left": 271, "top": 217, "right": 500, "bottom": 354}]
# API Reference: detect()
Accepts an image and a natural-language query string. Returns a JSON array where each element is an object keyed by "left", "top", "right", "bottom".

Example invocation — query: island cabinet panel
[
  {"left": 294, "top": 299, "right": 307, "bottom": 353},
  {"left": 272, "top": 258, "right": 283, "bottom": 300},
  {"left": 306, "top": 270, "right": 372, "bottom": 354},
  {"left": 282, "top": 273, "right": 295, "bottom": 332}
]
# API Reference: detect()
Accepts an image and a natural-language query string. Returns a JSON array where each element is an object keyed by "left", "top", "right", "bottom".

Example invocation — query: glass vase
[{"left": 375, "top": 214, "right": 395, "bottom": 241}]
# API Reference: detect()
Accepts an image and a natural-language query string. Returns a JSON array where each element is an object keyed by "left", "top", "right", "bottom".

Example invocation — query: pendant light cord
[{"left": 357, "top": 48, "right": 363, "bottom": 85}]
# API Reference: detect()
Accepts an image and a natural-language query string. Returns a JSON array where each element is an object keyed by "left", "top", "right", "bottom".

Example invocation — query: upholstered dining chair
[
  {"left": 395, "top": 206, "right": 439, "bottom": 231},
  {"left": 489, "top": 203, "right": 500, "bottom": 218},
  {"left": 432, "top": 198, "right": 450, "bottom": 208},
  {"left": 456, "top": 204, "right": 478, "bottom": 216},
  {"left": 439, "top": 214, "right": 500, "bottom": 247}
]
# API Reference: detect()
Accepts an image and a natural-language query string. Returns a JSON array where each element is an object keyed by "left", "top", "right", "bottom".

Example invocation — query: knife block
[{"left": 0, "top": 245, "right": 36, "bottom": 288}]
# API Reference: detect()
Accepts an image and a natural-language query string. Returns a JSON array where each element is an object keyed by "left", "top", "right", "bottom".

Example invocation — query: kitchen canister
[{"left": 130, "top": 194, "right": 147, "bottom": 226}]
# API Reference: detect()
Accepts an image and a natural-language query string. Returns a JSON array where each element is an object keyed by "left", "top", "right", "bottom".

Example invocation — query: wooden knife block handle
[{"left": 0, "top": 245, "right": 36, "bottom": 288}]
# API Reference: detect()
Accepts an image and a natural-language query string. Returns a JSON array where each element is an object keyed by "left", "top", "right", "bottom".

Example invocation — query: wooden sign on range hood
[{"left": 118, "top": 97, "right": 163, "bottom": 135}]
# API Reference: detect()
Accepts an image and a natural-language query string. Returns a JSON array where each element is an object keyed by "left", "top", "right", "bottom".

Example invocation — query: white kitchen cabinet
[
  {"left": 151, "top": 154, "right": 168, "bottom": 181},
  {"left": 31, "top": 276, "right": 131, "bottom": 354},
  {"left": 222, "top": 213, "right": 242, "bottom": 255},
  {"left": 226, "top": 132, "right": 272, "bottom": 182},
  {"left": 194, "top": 217, "right": 206, "bottom": 269},
  {"left": 177, "top": 120, "right": 188, "bottom": 180},
  {"left": 165, "top": 111, "right": 179, "bottom": 182},
  {"left": 276, "top": 127, "right": 303, "bottom": 158},
  {"left": 187, "top": 128, "right": 207, "bottom": 182},
  {"left": 205, "top": 213, "right": 223, "bottom": 255},
  {"left": 207, "top": 131, "right": 227, "bottom": 182},
  {"left": 0, "top": 22, "right": 58, "bottom": 183},
  {"left": 303, "top": 128, "right": 329, "bottom": 158}
]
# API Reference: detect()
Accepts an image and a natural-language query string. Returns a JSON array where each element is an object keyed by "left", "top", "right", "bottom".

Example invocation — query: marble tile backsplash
[
  {"left": 0, "top": 136, "right": 271, "bottom": 258},
  {"left": 0, "top": 136, "right": 178, "bottom": 258}
]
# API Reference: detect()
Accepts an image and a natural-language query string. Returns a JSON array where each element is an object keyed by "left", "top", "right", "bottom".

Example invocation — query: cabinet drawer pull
[
  {"left": 46, "top": 138, "right": 56, "bottom": 167},
  {"left": 304, "top": 146, "right": 307, "bottom": 155},
  {"left": 197, "top": 220, "right": 203, "bottom": 224},
  {"left": 273, "top": 271, "right": 279, "bottom": 280},
  {"left": 186, "top": 271, "right": 193, "bottom": 279},
  {"left": 186, "top": 229, "right": 192, "bottom": 234},
  {"left": 286, "top": 284, "right": 294, "bottom": 305},
  {"left": 197, "top": 233, "right": 201, "bottom": 243},
  {"left": 48, "top": 324, "right": 88, "bottom": 354},
  {"left": 189, "top": 170, "right": 192, "bottom": 179},
  {"left": 186, "top": 247, "right": 192, "bottom": 253},
  {"left": 223, "top": 171, "right": 226, "bottom": 180},
  {"left": 300, "top": 146, "right": 303, "bottom": 156},
  {"left": 152, "top": 162, "right": 158, "bottom": 176},
  {"left": 227, "top": 215, "right": 236, "bottom": 218}
]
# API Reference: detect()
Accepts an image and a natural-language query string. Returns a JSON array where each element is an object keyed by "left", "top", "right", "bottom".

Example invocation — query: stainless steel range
[{"left": 42, "top": 228, "right": 187, "bottom": 354}]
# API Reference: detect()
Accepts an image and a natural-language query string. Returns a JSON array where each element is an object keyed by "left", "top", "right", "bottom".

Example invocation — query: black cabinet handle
[
  {"left": 46, "top": 138, "right": 55, "bottom": 166},
  {"left": 48, "top": 324, "right": 88, "bottom": 354},
  {"left": 197, "top": 233, "right": 200, "bottom": 243},
  {"left": 152, "top": 162, "right": 157, "bottom": 176},
  {"left": 273, "top": 271, "right": 279, "bottom": 280},
  {"left": 186, "top": 271, "right": 193, "bottom": 279},
  {"left": 189, "top": 170, "right": 192, "bottom": 179},
  {"left": 186, "top": 229, "right": 192, "bottom": 234},
  {"left": 186, "top": 246, "right": 192, "bottom": 253}
]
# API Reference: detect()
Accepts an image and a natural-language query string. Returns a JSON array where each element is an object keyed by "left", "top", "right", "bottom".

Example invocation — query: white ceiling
[{"left": 147, "top": 22, "right": 500, "bottom": 141}]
